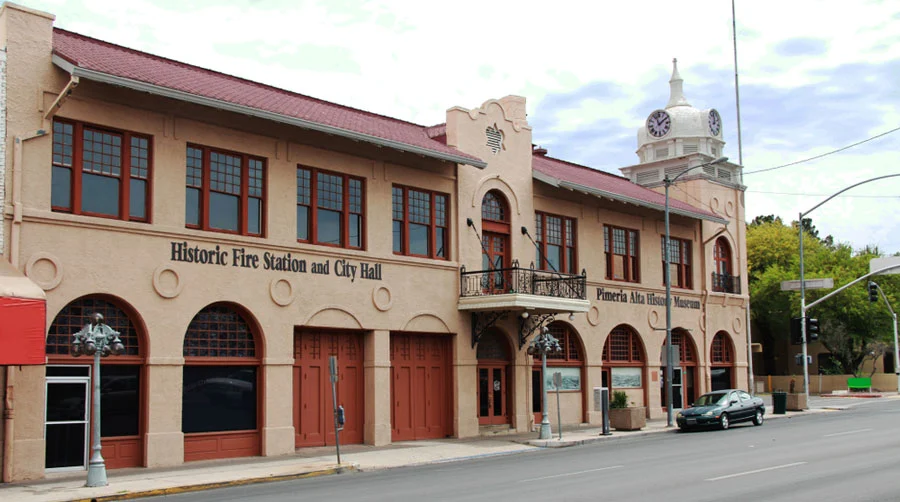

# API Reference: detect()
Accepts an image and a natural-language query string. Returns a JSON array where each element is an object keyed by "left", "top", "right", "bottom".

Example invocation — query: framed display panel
[{"left": 611, "top": 367, "right": 642, "bottom": 388}]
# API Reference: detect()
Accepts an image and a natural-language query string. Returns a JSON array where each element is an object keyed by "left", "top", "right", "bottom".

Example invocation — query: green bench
[{"left": 847, "top": 377, "right": 872, "bottom": 392}]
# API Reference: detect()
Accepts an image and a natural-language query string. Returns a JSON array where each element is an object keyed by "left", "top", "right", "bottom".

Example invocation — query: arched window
[
  {"left": 669, "top": 329, "right": 696, "bottom": 364},
  {"left": 47, "top": 296, "right": 142, "bottom": 358},
  {"left": 711, "top": 332, "right": 734, "bottom": 364},
  {"left": 481, "top": 191, "right": 507, "bottom": 223},
  {"left": 46, "top": 296, "right": 145, "bottom": 469},
  {"left": 602, "top": 325, "right": 644, "bottom": 364},
  {"left": 545, "top": 323, "right": 583, "bottom": 364},
  {"left": 710, "top": 331, "right": 735, "bottom": 391},
  {"left": 713, "top": 237, "right": 733, "bottom": 292},
  {"left": 182, "top": 303, "right": 261, "bottom": 461}
]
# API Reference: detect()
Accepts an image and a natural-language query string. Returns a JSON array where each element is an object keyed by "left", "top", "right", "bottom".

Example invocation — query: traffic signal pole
[{"left": 870, "top": 282, "right": 899, "bottom": 394}]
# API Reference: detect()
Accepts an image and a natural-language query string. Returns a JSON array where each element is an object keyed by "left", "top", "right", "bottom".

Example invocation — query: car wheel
[
  {"left": 753, "top": 409, "right": 764, "bottom": 426},
  {"left": 720, "top": 413, "right": 730, "bottom": 430},
  {"left": 678, "top": 426, "right": 691, "bottom": 433}
]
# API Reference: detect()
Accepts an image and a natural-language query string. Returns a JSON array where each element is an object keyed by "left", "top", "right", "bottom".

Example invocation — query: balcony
[
  {"left": 458, "top": 260, "right": 591, "bottom": 314},
  {"left": 711, "top": 273, "right": 741, "bottom": 294}
]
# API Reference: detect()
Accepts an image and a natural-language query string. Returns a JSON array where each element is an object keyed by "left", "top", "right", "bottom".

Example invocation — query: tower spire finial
[{"left": 667, "top": 58, "right": 690, "bottom": 108}]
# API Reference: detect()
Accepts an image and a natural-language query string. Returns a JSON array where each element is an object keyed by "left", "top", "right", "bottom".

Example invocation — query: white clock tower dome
[{"left": 635, "top": 59, "right": 725, "bottom": 164}]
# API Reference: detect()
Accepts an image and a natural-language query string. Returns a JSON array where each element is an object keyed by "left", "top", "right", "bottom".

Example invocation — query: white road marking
[
  {"left": 525, "top": 465, "right": 624, "bottom": 482},
  {"left": 823, "top": 428, "right": 873, "bottom": 437},
  {"left": 706, "top": 462, "right": 806, "bottom": 481}
]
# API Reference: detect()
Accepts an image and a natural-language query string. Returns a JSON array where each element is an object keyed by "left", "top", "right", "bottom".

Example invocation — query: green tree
[{"left": 747, "top": 217, "right": 898, "bottom": 375}]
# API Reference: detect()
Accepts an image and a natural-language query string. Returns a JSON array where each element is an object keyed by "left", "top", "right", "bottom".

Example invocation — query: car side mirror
[{"left": 730, "top": 399, "right": 738, "bottom": 406}]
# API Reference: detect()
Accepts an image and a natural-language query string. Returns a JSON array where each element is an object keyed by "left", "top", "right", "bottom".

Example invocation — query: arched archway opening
[
  {"left": 660, "top": 328, "right": 698, "bottom": 409},
  {"left": 533, "top": 322, "right": 586, "bottom": 425},
  {"left": 602, "top": 325, "right": 646, "bottom": 407},
  {"left": 182, "top": 302, "right": 262, "bottom": 461},
  {"left": 477, "top": 328, "right": 512, "bottom": 426},
  {"left": 45, "top": 295, "right": 147, "bottom": 470},
  {"left": 711, "top": 331, "right": 736, "bottom": 390}
]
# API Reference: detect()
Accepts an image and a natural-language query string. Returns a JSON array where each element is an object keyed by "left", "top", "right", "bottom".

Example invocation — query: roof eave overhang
[
  {"left": 533, "top": 170, "right": 728, "bottom": 225},
  {"left": 52, "top": 55, "right": 487, "bottom": 169}
]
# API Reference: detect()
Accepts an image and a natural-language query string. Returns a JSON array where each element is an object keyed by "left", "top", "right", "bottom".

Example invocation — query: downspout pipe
[
  {"left": 2, "top": 367, "right": 15, "bottom": 483},
  {"left": 10, "top": 129, "right": 48, "bottom": 269}
]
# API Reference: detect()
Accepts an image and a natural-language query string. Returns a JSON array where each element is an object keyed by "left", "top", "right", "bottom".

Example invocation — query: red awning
[{"left": 0, "top": 260, "right": 46, "bottom": 365}]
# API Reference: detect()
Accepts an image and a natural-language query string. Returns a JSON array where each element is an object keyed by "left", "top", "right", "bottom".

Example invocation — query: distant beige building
[{"left": 0, "top": 2, "right": 748, "bottom": 482}]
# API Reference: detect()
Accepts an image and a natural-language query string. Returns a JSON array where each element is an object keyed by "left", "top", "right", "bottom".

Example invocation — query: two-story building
[{"left": 0, "top": 2, "right": 748, "bottom": 482}]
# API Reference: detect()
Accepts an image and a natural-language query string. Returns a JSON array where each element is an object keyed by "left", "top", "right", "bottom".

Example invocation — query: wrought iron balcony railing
[
  {"left": 712, "top": 273, "right": 741, "bottom": 294},
  {"left": 460, "top": 260, "right": 587, "bottom": 300}
]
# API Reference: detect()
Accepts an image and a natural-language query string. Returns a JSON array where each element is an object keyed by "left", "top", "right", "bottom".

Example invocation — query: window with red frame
[
  {"left": 185, "top": 145, "right": 264, "bottom": 236},
  {"left": 392, "top": 185, "right": 448, "bottom": 259},
  {"left": 52, "top": 119, "right": 151, "bottom": 221},
  {"left": 661, "top": 236, "right": 692, "bottom": 289},
  {"left": 296, "top": 166, "right": 364, "bottom": 249},
  {"left": 711, "top": 332, "right": 734, "bottom": 364},
  {"left": 603, "top": 225, "right": 639, "bottom": 282},
  {"left": 535, "top": 212, "right": 577, "bottom": 274},
  {"left": 602, "top": 326, "right": 644, "bottom": 364},
  {"left": 544, "top": 323, "right": 583, "bottom": 363}
]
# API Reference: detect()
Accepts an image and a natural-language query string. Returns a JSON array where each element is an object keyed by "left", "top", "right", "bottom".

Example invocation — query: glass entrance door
[
  {"left": 478, "top": 366, "right": 508, "bottom": 425},
  {"left": 661, "top": 366, "right": 684, "bottom": 410},
  {"left": 45, "top": 376, "right": 90, "bottom": 470}
]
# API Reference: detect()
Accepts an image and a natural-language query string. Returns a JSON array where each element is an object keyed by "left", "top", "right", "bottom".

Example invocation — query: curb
[{"left": 64, "top": 464, "right": 357, "bottom": 502}]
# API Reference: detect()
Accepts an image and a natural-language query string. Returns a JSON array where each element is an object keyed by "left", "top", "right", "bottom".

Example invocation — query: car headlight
[
  {"left": 703, "top": 410, "right": 714, "bottom": 416},
  {"left": 676, "top": 411, "right": 683, "bottom": 418}
]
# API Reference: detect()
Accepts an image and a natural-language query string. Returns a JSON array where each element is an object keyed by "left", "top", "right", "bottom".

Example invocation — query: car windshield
[{"left": 694, "top": 393, "right": 728, "bottom": 406}]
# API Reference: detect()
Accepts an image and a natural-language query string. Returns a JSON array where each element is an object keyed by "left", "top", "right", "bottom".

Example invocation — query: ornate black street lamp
[
  {"left": 527, "top": 326, "right": 561, "bottom": 439},
  {"left": 70, "top": 313, "right": 125, "bottom": 487}
]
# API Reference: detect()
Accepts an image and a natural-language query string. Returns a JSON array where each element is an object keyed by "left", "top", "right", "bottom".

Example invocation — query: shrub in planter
[{"left": 607, "top": 391, "right": 646, "bottom": 431}]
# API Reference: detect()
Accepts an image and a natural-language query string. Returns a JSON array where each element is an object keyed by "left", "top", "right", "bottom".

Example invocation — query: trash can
[{"left": 772, "top": 391, "right": 787, "bottom": 415}]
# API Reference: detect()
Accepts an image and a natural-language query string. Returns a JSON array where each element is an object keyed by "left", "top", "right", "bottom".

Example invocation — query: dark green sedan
[{"left": 676, "top": 389, "right": 765, "bottom": 431}]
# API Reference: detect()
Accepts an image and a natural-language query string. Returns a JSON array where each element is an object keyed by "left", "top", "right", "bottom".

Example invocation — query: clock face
[
  {"left": 647, "top": 110, "right": 671, "bottom": 137},
  {"left": 709, "top": 109, "right": 721, "bottom": 136}
]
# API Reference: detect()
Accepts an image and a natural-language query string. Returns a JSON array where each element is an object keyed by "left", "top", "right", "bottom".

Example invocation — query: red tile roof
[
  {"left": 51, "top": 28, "right": 483, "bottom": 165},
  {"left": 532, "top": 154, "right": 722, "bottom": 221}
]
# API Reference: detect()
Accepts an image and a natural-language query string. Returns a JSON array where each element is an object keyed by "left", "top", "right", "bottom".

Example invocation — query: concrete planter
[
  {"left": 786, "top": 393, "right": 807, "bottom": 411},
  {"left": 609, "top": 407, "right": 646, "bottom": 431}
]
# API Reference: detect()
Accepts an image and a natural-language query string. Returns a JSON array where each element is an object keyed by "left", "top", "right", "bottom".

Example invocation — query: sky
[{"left": 19, "top": 0, "right": 900, "bottom": 253}]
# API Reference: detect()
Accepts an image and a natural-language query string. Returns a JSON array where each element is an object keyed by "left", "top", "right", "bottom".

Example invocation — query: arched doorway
[
  {"left": 481, "top": 191, "right": 511, "bottom": 294},
  {"left": 710, "top": 331, "right": 735, "bottom": 390},
  {"left": 477, "top": 328, "right": 512, "bottom": 426},
  {"left": 660, "top": 328, "right": 698, "bottom": 409},
  {"left": 45, "top": 295, "right": 146, "bottom": 470},
  {"left": 602, "top": 325, "right": 646, "bottom": 408},
  {"left": 533, "top": 322, "right": 586, "bottom": 425},
  {"left": 182, "top": 303, "right": 262, "bottom": 461}
]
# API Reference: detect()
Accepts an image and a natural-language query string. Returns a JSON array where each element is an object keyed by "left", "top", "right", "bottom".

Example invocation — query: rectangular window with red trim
[
  {"left": 603, "top": 225, "right": 639, "bottom": 282},
  {"left": 52, "top": 119, "right": 151, "bottom": 222},
  {"left": 661, "top": 236, "right": 692, "bottom": 289},
  {"left": 392, "top": 185, "right": 448, "bottom": 259},
  {"left": 534, "top": 212, "right": 577, "bottom": 274},
  {"left": 184, "top": 145, "right": 265, "bottom": 236},
  {"left": 296, "top": 166, "right": 364, "bottom": 249}
]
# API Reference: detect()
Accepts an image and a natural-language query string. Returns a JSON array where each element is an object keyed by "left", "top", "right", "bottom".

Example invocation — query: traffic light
[
  {"left": 806, "top": 317, "right": 820, "bottom": 341},
  {"left": 790, "top": 317, "right": 802, "bottom": 345},
  {"left": 868, "top": 281, "right": 879, "bottom": 303}
]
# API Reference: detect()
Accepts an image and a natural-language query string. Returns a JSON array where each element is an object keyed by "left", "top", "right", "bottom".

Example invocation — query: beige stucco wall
[{"left": 1, "top": 2, "right": 749, "bottom": 481}]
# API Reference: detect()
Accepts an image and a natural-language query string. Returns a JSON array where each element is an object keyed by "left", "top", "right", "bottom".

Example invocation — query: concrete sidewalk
[{"left": 0, "top": 397, "right": 875, "bottom": 502}]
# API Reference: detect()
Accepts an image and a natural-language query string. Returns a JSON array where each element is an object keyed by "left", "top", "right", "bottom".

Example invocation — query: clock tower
[{"left": 622, "top": 59, "right": 737, "bottom": 187}]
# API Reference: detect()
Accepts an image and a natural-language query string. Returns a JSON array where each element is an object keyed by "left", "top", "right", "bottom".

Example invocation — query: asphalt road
[{"left": 150, "top": 399, "right": 900, "bottom": 502}]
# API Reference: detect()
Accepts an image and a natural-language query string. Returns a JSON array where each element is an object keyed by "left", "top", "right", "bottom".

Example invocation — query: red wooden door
[
  {"left": 293, "top": 331, "right": 364, "bottom": 447},
  {"left": 482, "top": 232, "right": 510, "bottom": 293},
  {"left": 391, "top": 334, "right": 451, "bottom": 441},
  {"left": 477, "top": 365, "right": 508, "bottom": 425}
]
